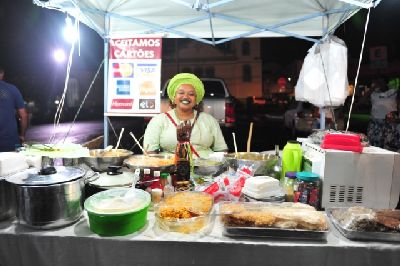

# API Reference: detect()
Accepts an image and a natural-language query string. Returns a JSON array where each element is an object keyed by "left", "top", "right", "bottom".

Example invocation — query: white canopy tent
[{"left": 33, "top": 0, "right": 381, "bottom": 146}]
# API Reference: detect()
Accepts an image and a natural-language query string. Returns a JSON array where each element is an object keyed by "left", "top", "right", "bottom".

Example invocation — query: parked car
[{"left": 284, "top": 101, "right": 344, "bottom": 136}]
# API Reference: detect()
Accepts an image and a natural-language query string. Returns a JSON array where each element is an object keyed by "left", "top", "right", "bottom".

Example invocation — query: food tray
[
  {"left": 327, "top": 209, "right": 400, "bottom": 242},
  {"left": 223, "top": 226, "right": 328, "bottom": 241},
  {"left": 124, "top": 154, "right": 175, "bottom": 173}
]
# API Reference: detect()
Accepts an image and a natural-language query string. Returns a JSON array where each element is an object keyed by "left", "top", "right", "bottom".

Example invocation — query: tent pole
[
  {"left": 320, "top": 108, "right": 325, "bottom": 130},
  {"left": 103, "top": 37, "right": 109, "bottom": 148}
]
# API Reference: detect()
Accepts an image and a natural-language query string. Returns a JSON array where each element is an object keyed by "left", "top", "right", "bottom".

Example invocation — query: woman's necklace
[{"left": 174, "top": 109, "right": 195, "bottom": 122}]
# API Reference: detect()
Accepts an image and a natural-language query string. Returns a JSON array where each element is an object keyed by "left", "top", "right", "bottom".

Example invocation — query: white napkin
[{"left": 0, "top": 152, "right": 29, "bottom": 176}]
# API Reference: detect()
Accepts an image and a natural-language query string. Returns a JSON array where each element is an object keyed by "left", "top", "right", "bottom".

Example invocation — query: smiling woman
[{"left": 143, "top": 73, "right": 228, "bottom": 158}]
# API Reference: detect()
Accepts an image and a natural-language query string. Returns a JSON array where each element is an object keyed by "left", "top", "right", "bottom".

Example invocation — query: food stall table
[{"left": 1, "top": 212, "right": 400, "bottom": 266}]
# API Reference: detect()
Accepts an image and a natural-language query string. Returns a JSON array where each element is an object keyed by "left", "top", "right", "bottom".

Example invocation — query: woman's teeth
[{"left": 181, "top": 99, "right": 191, "bottom": 104}]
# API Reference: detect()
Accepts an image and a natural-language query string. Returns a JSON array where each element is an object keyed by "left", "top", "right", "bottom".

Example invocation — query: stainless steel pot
[
  {"left": 5, "top": 166, "right": 98, "bottom": 229},
  {"left": 0, "top": 177, "right": 16, "bottom": 221}
]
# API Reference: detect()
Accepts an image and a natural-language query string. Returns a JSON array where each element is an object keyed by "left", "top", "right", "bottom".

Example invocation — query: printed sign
[{"left": 107, "top": 37, "right": 162, "bottom": 114}]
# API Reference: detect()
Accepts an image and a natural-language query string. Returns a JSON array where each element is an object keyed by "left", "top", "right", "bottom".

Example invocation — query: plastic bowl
[
  {"left": 154, "top": 191, "right": 213, "bottom": 234},
  {"left": 155, "top": 213, "right": 211, "bottom": 234},
  {"left": 84, "top": 188, "right": 150, "bottom": 236}
]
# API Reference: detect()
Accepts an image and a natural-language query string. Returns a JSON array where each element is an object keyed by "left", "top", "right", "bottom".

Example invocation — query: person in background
[
  {"left": 143, "top": 73, "right": 228, "bottom": 158},
  {"left": 382, "top": 77, "right": 400, "bottom": 152},
  {"left": 367, "top": 79, "right": 398, "bottom": 148},
  {"left": 0, "top": 66, "right": 28, "bottom": 152}
]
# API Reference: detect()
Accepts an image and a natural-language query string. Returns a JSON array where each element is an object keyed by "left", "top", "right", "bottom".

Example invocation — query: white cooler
[{"left": 301, "top": 141, "right": 400, "bottom": 209}]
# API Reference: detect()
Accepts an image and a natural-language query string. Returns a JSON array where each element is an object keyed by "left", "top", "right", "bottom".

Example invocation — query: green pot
[{"left": 84, "top": 188, "right": 150, "bottom": 236}]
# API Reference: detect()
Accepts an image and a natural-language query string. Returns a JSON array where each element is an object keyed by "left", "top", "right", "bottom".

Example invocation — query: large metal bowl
[
  {"left": 193, "top": 158, "right": 226, "bottom": 176},
  {"left": 80, "top": 149, "right": 133, "bottom": 172},
  {"left": 224, "top": 152, "right": 279, "bottom": 176},
  {"left": 124, "top": 154, "right": 176, "bottom": 173}
]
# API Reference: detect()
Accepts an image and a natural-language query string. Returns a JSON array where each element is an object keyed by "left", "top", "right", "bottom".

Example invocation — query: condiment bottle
[
  {"left": 143, "top": 168, "right": 153, "bottom": 193},
  {"left": 151, "top": 188, "right": 163, "bottom": 204},
  {"left": 143, "top": 168, "right": 152, "bottom": 182},
  {"left": 282, "top": 171, "right": 297, "bottom": 202},
  {"left": 163, "top": 174, "right": 175, "bottom": 197},
  {"left": 160, "top": 172, "right": 169, "bottom": 188},
  {"left": 175, "top": 121, "right": 192, "bottom": 187},
  {"left": 150, "top": 171, "right": 162, "bottom": 190}
]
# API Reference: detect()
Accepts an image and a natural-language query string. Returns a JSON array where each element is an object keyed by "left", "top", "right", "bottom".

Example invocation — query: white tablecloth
[{"left": 1, "top": 212, "right": 400, "bottom": 266}]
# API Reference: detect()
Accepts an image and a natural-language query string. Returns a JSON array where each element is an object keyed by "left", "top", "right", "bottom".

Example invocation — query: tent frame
[{"left": 33, "top": 0, "right": 381, "bottom": 146}]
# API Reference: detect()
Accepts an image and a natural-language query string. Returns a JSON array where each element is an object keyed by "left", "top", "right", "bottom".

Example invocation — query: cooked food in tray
[
  {"left": 89, "top": 149, "right": 131, "bottom": 158},
  {"left": 155, "top": 192, "right": 213, "bottom": 234},
  {"left": 158, "top": 191, "right": 213, "bottom": 218},
  {"left": 220, "top": 202, "right": 328, "bottom": 231},
  {"left": 331, "top": 206, "right": 400, "bottom": 232},
  {"left": 125, "top": 155, "right": 175, "bottom": 167}
]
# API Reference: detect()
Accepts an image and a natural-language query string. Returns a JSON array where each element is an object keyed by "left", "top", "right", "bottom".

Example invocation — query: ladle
[
  {"left": 123, "top": 169, "right": 141, "bottom": 203},
  {"left": 114, "top": 128, "right": 125, "bottom": 151},
  {"left": 129, "top": 132, "right": 148, "bottom": 156}
]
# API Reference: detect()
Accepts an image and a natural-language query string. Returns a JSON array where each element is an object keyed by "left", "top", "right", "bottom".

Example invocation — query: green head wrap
[{"left": 167, "top": 73, "right": 205, "bottom": 104}]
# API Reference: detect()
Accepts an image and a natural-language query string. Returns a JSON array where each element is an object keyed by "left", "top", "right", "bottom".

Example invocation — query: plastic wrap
[
  {"left": 219, "top": 202, "right": 328, "bottom": 240},
  {"left": 201, "top": 166, "right": 251, "bottom": 203},
  {"left": 329, "top": 207, "right": 400, "bottom": 232},
  {"left": 328, "top": 207, "right": 400, "bottom": 242},
  {"left": 330, "top": 206, "right": 376, "bottom": 231},
  {"left": 219, "top": 202, "right": 327, "bottom": 231}
]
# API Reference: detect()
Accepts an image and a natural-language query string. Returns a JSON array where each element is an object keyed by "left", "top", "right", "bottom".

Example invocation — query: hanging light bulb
[
  {"left": 63, "top": 15, "right": 78, "bottom": 44},
  {"left": 53, "top": 49, "right": 66, "bottom": 63}
]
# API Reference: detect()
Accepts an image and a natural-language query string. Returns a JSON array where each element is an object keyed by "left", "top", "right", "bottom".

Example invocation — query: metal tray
[
  {"left": 124, "top": 154, "right": 176, "bottom": 173},
  {"left": 327, "top": 209, "right": 400, "bottom": 243},
  {"left": 223, "top": 226, "right": 328, "bottom": 241}
]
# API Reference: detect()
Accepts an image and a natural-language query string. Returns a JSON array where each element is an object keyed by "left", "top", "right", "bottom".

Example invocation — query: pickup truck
[{"left": 160, "top": 78, "right": 236, "bottom": 128}]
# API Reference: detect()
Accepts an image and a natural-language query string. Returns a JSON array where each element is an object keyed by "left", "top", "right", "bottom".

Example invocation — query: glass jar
[
  {"left": 282, "top": 172, "right": 297, "bottom": 202},
  {"left": 293, "top": 171, "right": 320, "bottom": 209}
]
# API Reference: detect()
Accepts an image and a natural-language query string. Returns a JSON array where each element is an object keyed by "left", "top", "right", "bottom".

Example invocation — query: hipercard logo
[{"left": 111, "top": 99, "right": 133, "bottom": 109}]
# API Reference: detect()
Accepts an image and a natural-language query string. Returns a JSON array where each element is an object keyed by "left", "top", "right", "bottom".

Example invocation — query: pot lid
[
  {"left": 89, "top": 171, "right": 135, "bottom": 188},
  {"left": 5, "top": 166, "right": 85, "bottom": 186},
  {"left": 84, "top": 188, "right": 150, "bottom": 215}
]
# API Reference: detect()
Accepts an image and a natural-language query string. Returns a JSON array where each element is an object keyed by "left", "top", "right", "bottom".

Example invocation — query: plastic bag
[
  {"left": 202, "top": 166, "right": 252, "bottom": 203},
  {"left": 296, "top": 36, "right": 349, "bottom": 107}
]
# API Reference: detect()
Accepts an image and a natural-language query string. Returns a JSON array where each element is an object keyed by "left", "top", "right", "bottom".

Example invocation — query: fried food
[
  {"left": 156, "top": 192, "right": 213, "bottom": 234},
  {"left": 221, "top": 202, "right": 328, "bottom": 231},
  {"left": 125, "top": 155, "right": 175, "bottom": 167}
]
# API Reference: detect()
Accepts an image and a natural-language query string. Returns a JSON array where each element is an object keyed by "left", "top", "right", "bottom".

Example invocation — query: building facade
[{"left": 161, "top": 38, "right": 262, "bottom": 98}]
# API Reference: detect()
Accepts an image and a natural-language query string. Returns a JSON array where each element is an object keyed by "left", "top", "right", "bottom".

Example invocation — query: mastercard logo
[{"left": 113, "top": 63, "right": 134, "bottom": 78}]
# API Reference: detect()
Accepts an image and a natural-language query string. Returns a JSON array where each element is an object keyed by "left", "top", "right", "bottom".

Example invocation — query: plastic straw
[
  {"left": 232, "top": 132, "right": 238, "bottom": 155},
  {"left": 129, "top": 132, "right": 148, "bottom": 156},
  {"left": 246, "top": 122, "right": 253, "bottom": 153},
  {"left": 114, "top": 127, "right": 124, "bottom": 151}
]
